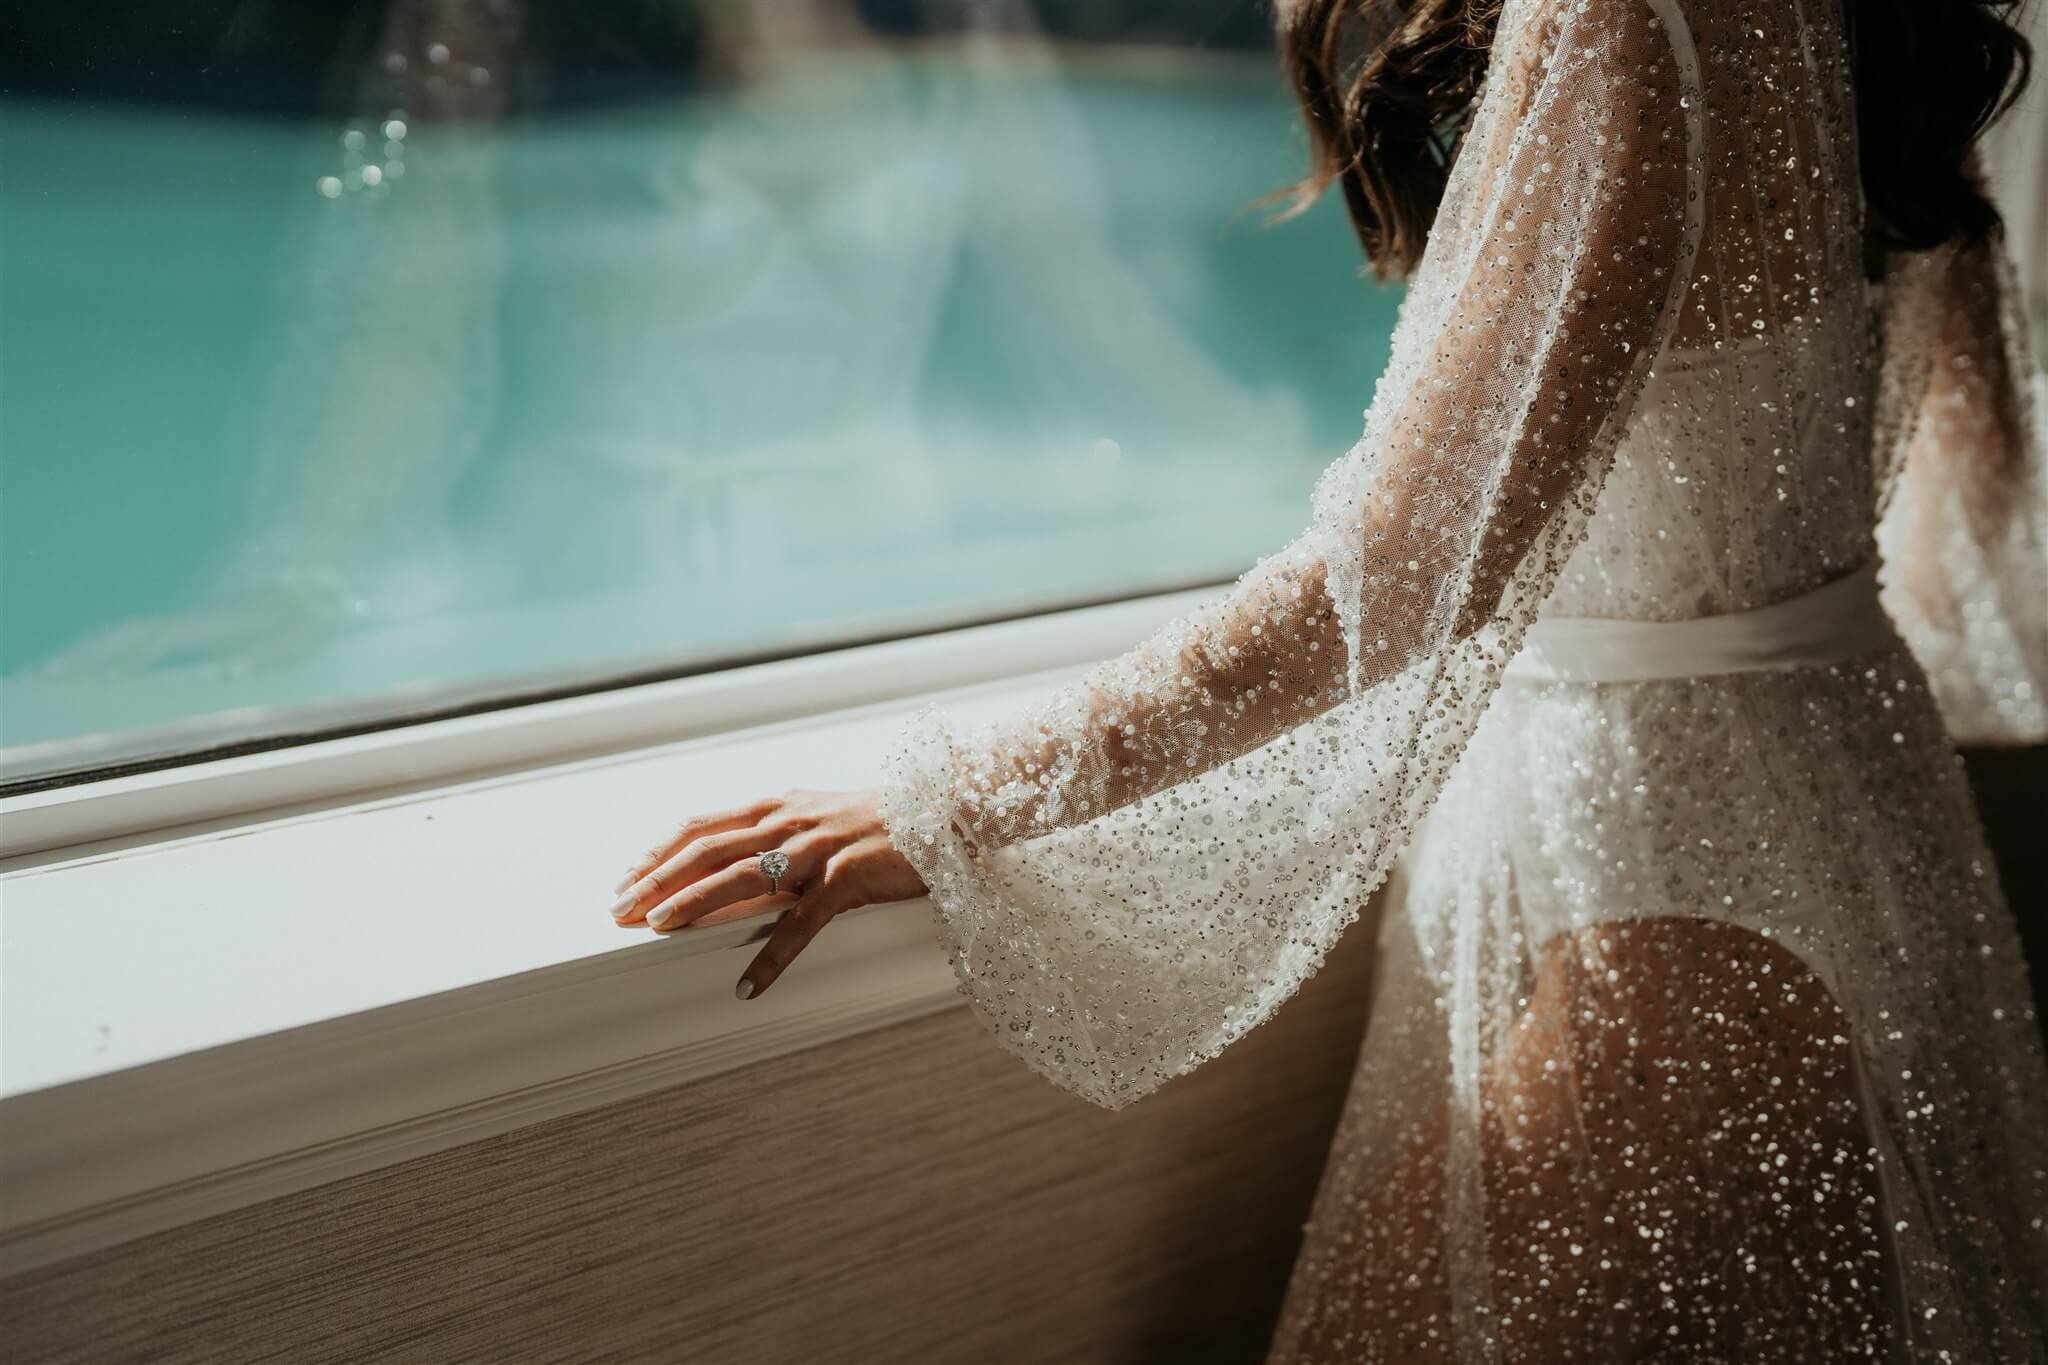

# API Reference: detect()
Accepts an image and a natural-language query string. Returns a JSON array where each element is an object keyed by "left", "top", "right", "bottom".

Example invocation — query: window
[{"left": 0, "top": 1, "right": 1400, "bottom": 790}]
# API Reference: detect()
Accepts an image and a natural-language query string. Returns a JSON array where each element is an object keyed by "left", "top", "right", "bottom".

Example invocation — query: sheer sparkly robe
[{"left": 876, "top": 0, "right": 2048, "bottom": 1355}]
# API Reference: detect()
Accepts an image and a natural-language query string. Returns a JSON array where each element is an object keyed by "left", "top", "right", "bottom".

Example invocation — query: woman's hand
[{"left": 607, "top": 787, "right": 928, "bottom": 999}]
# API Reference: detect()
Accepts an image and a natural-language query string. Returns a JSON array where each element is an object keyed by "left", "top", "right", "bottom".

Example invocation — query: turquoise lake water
[{"left": 0, "top": 52, "right": 1401, "bottom": 777}]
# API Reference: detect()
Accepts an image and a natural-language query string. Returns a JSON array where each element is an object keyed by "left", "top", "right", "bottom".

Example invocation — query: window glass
[{"left": 0, "top": 1, "right": 1399, "bottom": 786}]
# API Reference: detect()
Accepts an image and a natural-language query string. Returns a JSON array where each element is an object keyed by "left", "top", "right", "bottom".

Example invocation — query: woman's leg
[
  {"left": 1483, "top": 917, "right": 1894, "bottom": 1360},
  {"left": 1274, "top": 916, "right": 1894, "bottom": 1363}
]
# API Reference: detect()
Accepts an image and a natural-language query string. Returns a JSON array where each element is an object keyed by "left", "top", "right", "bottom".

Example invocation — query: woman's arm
[
  {"left": 895, "top": 0, "right": 1703, "bottom": 858},
  {"left": 1877, "top": 221, "right": 2047, "bottom": 745},
  {"left": 612, "top": 0, "right": 1707, "bottom": 1095},
  {"left": 868, "top": 0, "right": 1708, "bottom": 1109}
]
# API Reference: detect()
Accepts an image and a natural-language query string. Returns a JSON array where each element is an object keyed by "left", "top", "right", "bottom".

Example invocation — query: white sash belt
[{"left": 1504, "top": 564, "right": 1894, "bottom": 685}]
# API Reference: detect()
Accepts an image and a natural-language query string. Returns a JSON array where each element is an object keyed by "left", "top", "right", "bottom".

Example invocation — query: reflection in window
[{"left": 0, "top": 1, "right": 1399, "bottom": 784}]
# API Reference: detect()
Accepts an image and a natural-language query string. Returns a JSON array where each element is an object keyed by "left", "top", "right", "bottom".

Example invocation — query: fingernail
[
  {"left": 735, "top": 978, "right": 756, "bottom": 1000},
  {"left": 608, "top": 885, "right": 643, "bottom": 920},
  {"left": 646, "top": 903, "right": 674, "bottom": 929}
]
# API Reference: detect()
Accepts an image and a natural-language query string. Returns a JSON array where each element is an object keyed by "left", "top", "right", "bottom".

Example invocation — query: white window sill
[{"left": 0, "top": 586, "right": 1209, "bottom": 1275}]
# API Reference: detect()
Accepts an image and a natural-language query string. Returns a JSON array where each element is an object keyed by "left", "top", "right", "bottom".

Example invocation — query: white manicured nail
[
  {"left": 609, "top": 885, "right": 644, "bottom": 920},
  {"left": 646, "top": 903, "right": 674, "bottom": 929},
  {"left": 735, "top": 978, "right": 756, "bottom": 1000}
]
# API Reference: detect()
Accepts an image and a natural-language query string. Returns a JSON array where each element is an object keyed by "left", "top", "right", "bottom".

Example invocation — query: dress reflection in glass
[{"left": 877, "top": 0, "right": 2048, "bottom": 1356}]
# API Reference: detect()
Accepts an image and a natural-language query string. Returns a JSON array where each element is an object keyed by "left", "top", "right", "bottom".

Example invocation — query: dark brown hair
[{"left": 1275, "top": 0, "right": 2034, "bottom": 278}]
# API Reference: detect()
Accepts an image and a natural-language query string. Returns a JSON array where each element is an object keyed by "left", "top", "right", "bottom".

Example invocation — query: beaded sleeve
[{"left": 879, "top": 0, "right": 1707, "bottom": 1108}]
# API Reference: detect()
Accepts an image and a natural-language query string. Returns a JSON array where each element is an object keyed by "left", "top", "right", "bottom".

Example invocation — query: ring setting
[{"left": 758, "top": 849, "right": 792, "bottom": 893}]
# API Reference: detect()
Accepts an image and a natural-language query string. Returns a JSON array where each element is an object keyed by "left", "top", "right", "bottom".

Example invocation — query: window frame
[{"left": 0, "top": 583, "right": 1218, "bottom": 863}]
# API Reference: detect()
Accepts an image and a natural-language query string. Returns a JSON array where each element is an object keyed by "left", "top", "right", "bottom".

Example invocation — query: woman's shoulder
[
  {"left": 1488, "top": 0, "right": 1696, "bottom": 73},
  {"left": 1486, "top": 0, "right": 1702, "bottom": 116}
]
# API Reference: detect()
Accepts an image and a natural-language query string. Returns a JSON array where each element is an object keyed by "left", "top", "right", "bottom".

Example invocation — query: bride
[{"left": 606, "top": 0, "right": 2048, "bottom": 1354}]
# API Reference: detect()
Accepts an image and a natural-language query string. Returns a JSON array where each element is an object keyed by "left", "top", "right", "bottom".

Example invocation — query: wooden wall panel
[{"left": 2, "top": 926, "right": 1377, "bottom": 1364}]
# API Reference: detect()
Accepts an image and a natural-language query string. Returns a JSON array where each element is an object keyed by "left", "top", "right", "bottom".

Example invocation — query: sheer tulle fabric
[
  {"left": 1876, "top": 232, "right": 2048, "bottom": 745},
  {"left": 884, "top": 0, "right": 1705, "bottom": 1111},
  {"left": 877, "top": 0, "right": 2048, "bottom": 1354}
]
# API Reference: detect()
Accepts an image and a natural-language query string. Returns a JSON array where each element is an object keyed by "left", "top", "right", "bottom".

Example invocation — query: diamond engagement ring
[{"left": 758, "top": 849, "right": 792, "bottom": 894}]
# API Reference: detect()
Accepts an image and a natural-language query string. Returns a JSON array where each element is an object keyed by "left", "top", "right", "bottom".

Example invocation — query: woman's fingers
[
  {"left": 612, "top": 799, "right": 779, "bottom": 896},
  {"left": 736, "top": 889, "right": 848, "bottom": 999},
  {"left": 644, "top": 835, "right": 825, "bottom": 931},
  {"left": 611, "top": 824, "right": 785, "bottom": 924},
  {"left": 603, "top": 791, "right": 918, "bottom": 996}
]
